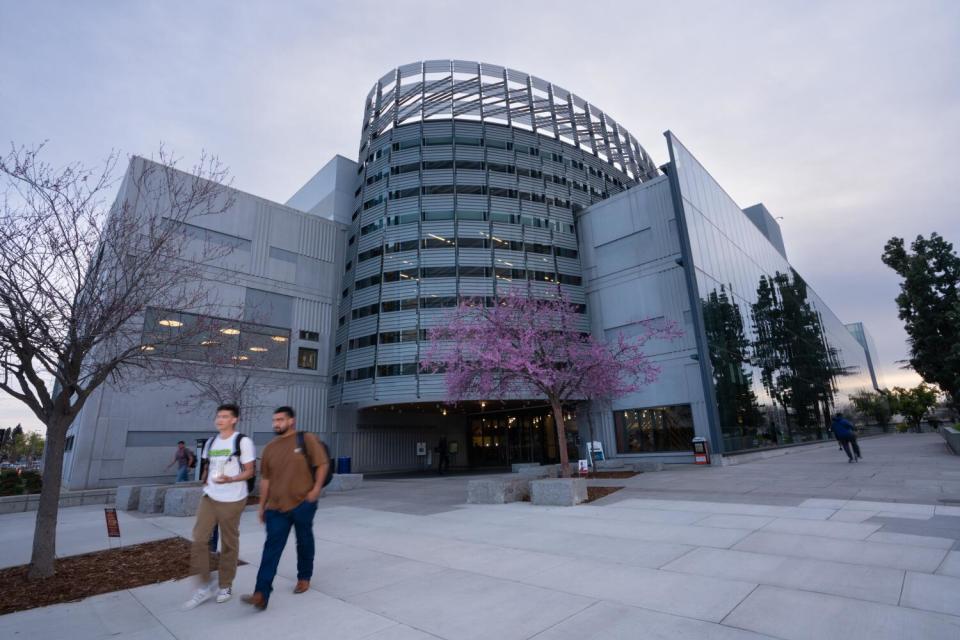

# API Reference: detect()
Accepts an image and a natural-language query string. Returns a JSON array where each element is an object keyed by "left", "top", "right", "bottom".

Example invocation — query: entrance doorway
[{"left": 467, "top": 405, "right": 578, "bottom": 467}]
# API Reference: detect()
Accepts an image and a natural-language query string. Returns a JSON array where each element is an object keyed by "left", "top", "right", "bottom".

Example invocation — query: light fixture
[
  {"left": 233, "top": 355, "right": 249, "bottom": 361},
  {"left": 271, "top": 335, "right": 288, "bottom": 343},
  {"left": 158, "top": 319, "right": 183, "bottom": 328},
  {"left": 249, "top": 346, "right": 268, "bottom": 353},
  {"left": 220, "top": 328, "right": 240, "bottom": 336},
  {"left": 200, "top": 340, "right": 219, "bottom": 346},
  {"left": 140, "top": 345, "right": 155, "bottom": 352}
]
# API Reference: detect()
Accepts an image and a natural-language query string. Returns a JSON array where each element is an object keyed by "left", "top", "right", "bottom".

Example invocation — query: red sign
[{"left": 104, "top": 508, "right": 121, "bottom": 538}]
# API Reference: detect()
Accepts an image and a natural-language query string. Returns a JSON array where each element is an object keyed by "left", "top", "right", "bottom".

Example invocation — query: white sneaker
[
  {"left": 216, "top": 587, "right": 232, "bottom": 603},
  {"left": 182, "top": 584, "right": 215, "bottom": 610}
]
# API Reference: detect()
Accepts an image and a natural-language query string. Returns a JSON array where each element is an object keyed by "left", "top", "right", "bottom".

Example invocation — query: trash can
[
  {"left": 691, "top": 437, "right": 710, "bottom": 465},
  {"left": 336, "top": 457, "right": 351, "bottom": 474}
]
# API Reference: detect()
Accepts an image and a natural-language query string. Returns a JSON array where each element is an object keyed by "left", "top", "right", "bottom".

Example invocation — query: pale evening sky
[{"left": 1, "top": 0, "right": 957, "bottom": 432}]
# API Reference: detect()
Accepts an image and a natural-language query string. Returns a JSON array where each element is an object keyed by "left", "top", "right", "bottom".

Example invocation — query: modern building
[
  {"left": 845, "top": 321, "right": 885, "bottom": 390},
  {"left": 63, "top": 60, "right": 878, "bottom": 488}
]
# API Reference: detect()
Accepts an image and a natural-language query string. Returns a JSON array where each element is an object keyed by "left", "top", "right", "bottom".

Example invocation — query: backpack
[
  {"left": 187, "top": 449, "right": 197, "bottom": 469},
  {"left": 297, "top": 431, "right": 335, "bottom": 488},
  {"left": 202, "top": 433, "right": 256, "bottom": 493}
]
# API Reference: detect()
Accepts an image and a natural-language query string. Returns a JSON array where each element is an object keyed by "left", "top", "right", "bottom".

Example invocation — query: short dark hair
[
  {"left": 274, "top": 406, "right": 296, "bottom": 418},
  {"left": 177, "top": 440, "right": 185, "bottom": 445},
  {"left": 217, "top": 403, "right": 240, "bottom": 418}
]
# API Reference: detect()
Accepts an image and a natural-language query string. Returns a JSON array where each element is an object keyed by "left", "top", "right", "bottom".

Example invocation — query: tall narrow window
[{"left": 297, "top": 347, "right": 319, "bottom": 370}]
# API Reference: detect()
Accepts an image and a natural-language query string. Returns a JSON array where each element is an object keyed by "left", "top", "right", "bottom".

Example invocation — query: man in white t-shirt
[{"left": 183, "top": 403, "right": 256, "bottom": 610}]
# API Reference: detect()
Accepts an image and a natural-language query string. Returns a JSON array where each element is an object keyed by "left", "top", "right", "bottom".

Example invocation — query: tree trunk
[
  {"left": 584, "top": 403, "right": 597, "bottom": 471},
  {"left": 28, "top": 417, "right": 69, "bottom": 579},
  {"left": 550, "top": 397, "right": 571, "bottom": 478}
]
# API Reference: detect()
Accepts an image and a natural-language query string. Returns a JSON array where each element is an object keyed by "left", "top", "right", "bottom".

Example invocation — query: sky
[{"left": 1, "top": 0, "right": 958, "bottom": 433}]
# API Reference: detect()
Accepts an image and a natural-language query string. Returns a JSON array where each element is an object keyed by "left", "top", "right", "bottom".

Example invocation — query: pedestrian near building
[
  {"left": 182, "top": 404, "right": 256, "bottom": 609},
  {"left": 436, "top": 436, "right": 450, "bottom": 475},
  {"left": 166, "top": 440, "right": 195, "bottom": 483},
  {"left": 242, "top": 406, "right": 330, "bottom": 610},
  {"left": 831, "top": 412, "right": 862, "bottom": 463}
]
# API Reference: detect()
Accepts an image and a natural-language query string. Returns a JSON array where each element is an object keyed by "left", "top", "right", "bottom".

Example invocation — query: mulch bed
[
  {"left": 584, "top": 471, "right": 639, "bottom": 479},
  {"left": 585, "top": 486, "right": 624, "bottom": 503},
  {"left": 0, "top": 536, "right": 242, "bottom": 616}
]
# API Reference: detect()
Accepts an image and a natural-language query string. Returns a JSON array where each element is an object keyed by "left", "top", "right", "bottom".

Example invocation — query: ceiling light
[
  {"left": 271, "top": 335, "right": 288, "bottom": 343},
  {"left": 249, "top": 346, "right": 268, "bottom": 353},
  {"left": 158, "top": 319, "right": 183, "bottom": 328},
  {"left": 140, "top": 345, "right": 155, "bottom": 352},
  {"left": 220, "top": 328, "right": 240, "bottom": 335},
  {"left": 233, "top": 355, "right": 249, "bottom": 361},
  {"left": 200, "top": 340, "right": 219, "bottom": 346}
]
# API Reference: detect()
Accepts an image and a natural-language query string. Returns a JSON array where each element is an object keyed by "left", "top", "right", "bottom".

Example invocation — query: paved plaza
[{"left": 2, "top": 433, "right": 959, "bottom": 639}]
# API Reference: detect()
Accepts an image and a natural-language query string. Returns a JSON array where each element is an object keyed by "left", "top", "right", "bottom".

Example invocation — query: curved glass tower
[{"left": 331, "top": 60, "right": 658, "bottom": 421}]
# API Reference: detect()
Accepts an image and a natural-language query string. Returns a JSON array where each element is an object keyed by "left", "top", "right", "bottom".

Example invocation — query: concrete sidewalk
[{"left": 1, "top": 433, "right": 959, "bottom": 639}]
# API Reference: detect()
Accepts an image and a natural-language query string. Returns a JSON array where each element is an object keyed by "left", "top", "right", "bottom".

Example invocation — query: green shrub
[
  {"left": 895, "top": 423, "right": 910, "bottom": 433},
  {"left": 0, "top": 470, "right": 23, "bottom": 496},
  {"left": 21, "top": 471, "right": 42, "bottom": 494}
]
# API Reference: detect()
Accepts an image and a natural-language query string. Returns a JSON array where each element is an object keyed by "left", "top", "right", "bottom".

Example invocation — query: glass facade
[
  {"left": 141, "top": 307, "right": 291, "bottom": 369},
  {"left": 667, "top": 133, "right": 873, "bottom": 453},
  {"left": 614, "top": 405, "right": 695, "bottom": 453}
]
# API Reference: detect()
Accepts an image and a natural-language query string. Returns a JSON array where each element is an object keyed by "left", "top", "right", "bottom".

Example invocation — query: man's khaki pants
[{"left": 191, "top": 495, "right": 247, "bottom": 588}]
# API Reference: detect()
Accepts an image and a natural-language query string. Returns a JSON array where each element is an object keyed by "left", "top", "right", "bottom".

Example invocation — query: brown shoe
[
  {"left": 241, "top": 592, "right": 268, "bottom": 610},
  {"left": 294, "top": 580, "right": 310, "bottom": 594}
]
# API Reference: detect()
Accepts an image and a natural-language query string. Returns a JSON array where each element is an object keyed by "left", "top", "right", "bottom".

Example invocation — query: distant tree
[
  {"left": 421, "top": 292, "right": 680, "bottom": 477},
  {"left": 850, "top": 389, "right": 893, "bottom": 431},
  {"left": 882, "top": 233, "right": 960, "bottom": 414},
  {"left": 889, "top": 384, "right": 939, "bottom": 433},
  {"left": 0, "top": 144, "right": 233, "bottom": 579}
]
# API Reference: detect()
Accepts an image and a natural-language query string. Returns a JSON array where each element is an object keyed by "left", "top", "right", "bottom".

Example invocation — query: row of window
[
  {"left": 348, "top": 328, "right": 428, "bottom": 350},
  {"left": 357, "top": 210, "right": 576, "bottom": 238},
  {"left": 352, "top": 266, "right": 582, "bottom": 287},
  {"left": 342, "top": 362, "right": 421, "bottom": 382},
  {"left": 354, "top": 238, "right": 578, "bottom": 264},
  {"left": 370, "top": 160, "right": 604, "bottom": 187},
  {"left": 340, "top": 294, "right": 587, "bottom": 325},
  {"left": 368, "top": 185, "right": 579, "bottom": 204}
]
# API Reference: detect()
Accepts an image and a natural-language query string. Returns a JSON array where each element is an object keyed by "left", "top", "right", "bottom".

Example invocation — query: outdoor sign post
[{"left": 104, "top": 507, "right": 121, "bottom": 548}]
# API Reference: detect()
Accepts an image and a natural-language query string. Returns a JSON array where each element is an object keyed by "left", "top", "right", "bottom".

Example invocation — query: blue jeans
[
  {"left": 176, "top": 466, "right": 190, "bottom": 482},
  {"left": 254, "top": 499, "right": 318, "bottom": 600}
]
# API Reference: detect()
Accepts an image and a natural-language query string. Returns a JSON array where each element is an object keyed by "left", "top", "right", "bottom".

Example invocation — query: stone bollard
[
  {"left": 530, "top": 478, "right": 588, "bottom": 506},
  {"left": 138, "top": 485, "right": 171, "bottom": 514},
  {"left": 163, "top": 485, "right": 205, "bottom": 517},
  {"left": 516, "top": 465, "right": 559, "bottom": 479},
  {"left": 326, "top": 474, "right": 364, "bottom": 492},
  {"left": 467, "top": 477, "right": 531, "bottom": 504}
]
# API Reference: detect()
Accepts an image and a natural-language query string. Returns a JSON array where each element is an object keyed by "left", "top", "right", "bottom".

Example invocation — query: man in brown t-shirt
[{"left": 241, "top": 406, "right": 329, "bottom": 610}]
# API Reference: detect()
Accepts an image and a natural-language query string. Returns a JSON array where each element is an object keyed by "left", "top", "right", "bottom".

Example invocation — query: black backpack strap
[
  {"left": 297, "top": 431, "right": 317, "bottom": 478},
  {"left": 232, "top": 433, "right": 244, "bottom": 459}
]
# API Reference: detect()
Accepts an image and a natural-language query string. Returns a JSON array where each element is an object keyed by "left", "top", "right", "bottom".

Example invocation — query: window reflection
[
  {"left": 668, "top": 134, "right": 872, "bottom": 453},
  {"left": 142, "top": 307, "right": 290, "bottom": 369},
  {"left": 614, "top": 405, "right": 694, "bottom": 453}
]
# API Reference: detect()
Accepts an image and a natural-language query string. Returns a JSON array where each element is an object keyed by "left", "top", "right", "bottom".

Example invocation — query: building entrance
[{"left": 467, "top": 405, "right": 578, "bottom": 467}]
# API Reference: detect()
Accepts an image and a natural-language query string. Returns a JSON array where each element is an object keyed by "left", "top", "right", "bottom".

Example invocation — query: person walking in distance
[
  {"left": 242, "top": 406, "right": 330, "bottom": 610},
  {"left": 182, "top": 404, "right": 256, "bottom": 609},
  {"left": 831, "top": 412, "right": 862, "bottom": 463},
  {"left": 166, "top": 440, "right": 195, "bottom": 483},
  {"left": 436, "top": 436, "right": 450, "bottom": 475}
]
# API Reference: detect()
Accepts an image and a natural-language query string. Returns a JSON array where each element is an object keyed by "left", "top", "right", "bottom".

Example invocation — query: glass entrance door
[{"left": 468, "top": 407, "right": 577, "bottom": 467}]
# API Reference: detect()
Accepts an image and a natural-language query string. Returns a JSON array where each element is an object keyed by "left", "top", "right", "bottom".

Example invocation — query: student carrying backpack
[{"left": 241, "top": 406, "right": 330, "bottom": 610}]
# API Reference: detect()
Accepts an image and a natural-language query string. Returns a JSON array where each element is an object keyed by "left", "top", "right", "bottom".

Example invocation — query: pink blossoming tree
[{"left": 421, "top": 292, "right": 681, "bottom": 477}]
